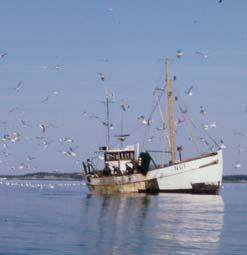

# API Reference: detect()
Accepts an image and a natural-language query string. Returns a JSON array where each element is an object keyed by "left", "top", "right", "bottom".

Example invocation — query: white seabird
[
  {"left": 200, "top": 106, "right": 207, "bottom": 115},
  {"left": 98, "top": 72, "right": 105, "bottom": 81},
  {"left": 195, "top": 51, "right": 208, "bottom": 59},
  {"left": 234, "top": 162, "right": 242, "bottom": 169},
  {"left": 185, "top": 86, "right": 193, "bottom": 96},
  {"left": 176, "top": 50, "right": 183, "bottom": 59}
]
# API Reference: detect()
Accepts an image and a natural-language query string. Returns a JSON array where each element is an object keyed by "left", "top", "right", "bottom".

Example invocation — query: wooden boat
[{"left": 85, "top": 59, "right": 223, "bottom": 195}]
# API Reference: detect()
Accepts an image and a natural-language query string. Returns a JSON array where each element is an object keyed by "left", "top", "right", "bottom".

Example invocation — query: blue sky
[{"left": 0, "top": 0, "right": 247, "bottom": 175}]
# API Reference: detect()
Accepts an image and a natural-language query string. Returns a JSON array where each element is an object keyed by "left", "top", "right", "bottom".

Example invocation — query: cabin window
[
  {"left": 130, "top": 152, "right": 134, "bottom": 160},
  {"left": 105, "top": 151, "right": 135, "bottom": 161},
  {"left": 105, "top": 153, "right": 113, "bottom": 161}
]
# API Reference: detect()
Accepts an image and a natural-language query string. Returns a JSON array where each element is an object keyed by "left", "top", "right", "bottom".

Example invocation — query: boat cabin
[{"left": 103, "top": 145, "right": 139, "bottom": 175}]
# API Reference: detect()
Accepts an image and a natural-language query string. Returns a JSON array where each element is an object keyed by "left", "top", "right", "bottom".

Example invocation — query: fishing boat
[{"left": 84, "top": 59, "right": 223, "bottom": 195}]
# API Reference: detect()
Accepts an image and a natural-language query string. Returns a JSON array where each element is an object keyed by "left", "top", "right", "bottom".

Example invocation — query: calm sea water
[{"left": 0, "top": 180, "right": 246, "bottom": 255}]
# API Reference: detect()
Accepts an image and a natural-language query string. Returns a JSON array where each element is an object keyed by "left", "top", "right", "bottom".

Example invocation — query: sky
[{"left": 0, "top": 0, "right": 247, "bottom": 175}]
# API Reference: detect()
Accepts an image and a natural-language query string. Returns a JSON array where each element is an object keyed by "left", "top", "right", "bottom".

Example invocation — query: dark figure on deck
[
  {"left": 83, "top": 161, "right": 88, "bottom": 175},
  {"left": 138, "top": 152, "right": 151, "bottom": 175},
  {"left": 103, "top": 163, "right": 111, "bottom": 176},
  {"left": 113, "top": 166, "right": 122, "bottom": 176},
  {"left": 125, "top": 163, "right": 133, "bottom": 175},
  {"left": 86, "top": 159, "right": 93, "bottom": 174},
  {"left": 130, "top": 160, "right": 138, "bottom": 173}
]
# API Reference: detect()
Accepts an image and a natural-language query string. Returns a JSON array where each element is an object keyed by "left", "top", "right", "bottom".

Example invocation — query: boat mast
[
  {"left": 165, "top": 59, "right": 176, "bottom": 164},
  {"left": 156, "top": 94, "right": 167, "bottom": 167}
]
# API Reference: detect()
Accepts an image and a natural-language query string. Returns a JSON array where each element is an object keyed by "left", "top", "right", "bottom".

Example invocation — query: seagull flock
[
  {"left": 0, "top": 64, "right": 244, "bottom": 173},
  {"left": 0, "top": 47, "right": 245, "bottom": 173},
  {"left": 1, "top": 0, "right": 245, "bottom": 175},
  {"left": 0, "top": 71, "right": 82, "bottom": 173}
]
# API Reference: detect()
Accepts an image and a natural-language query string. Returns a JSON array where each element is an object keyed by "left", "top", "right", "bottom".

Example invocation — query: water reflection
[
  {"left": 83, "top": 193, "right": 224, "bottom": 255},
  {"left": 154, "top": 194, "right": 224, "bottom": 254}
]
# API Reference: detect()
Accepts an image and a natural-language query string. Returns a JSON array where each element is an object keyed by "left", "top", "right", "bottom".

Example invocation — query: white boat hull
[
  {"left": 87, "top": 150, "right": 223, "bottom": 195},
  {"left": 145, "top": 150, "right": 223, "bottom": 193}
]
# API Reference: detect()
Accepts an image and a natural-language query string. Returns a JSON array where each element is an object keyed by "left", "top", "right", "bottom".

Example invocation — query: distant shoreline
[
  {"left": 222, "top": 175, "right": 247, "bottom": 183},
  {"left": 0, "top": 172, "right": 247, "bottom": 183},
  {"left": 0, "top": 172, "right": 84, "bottom": 181}
]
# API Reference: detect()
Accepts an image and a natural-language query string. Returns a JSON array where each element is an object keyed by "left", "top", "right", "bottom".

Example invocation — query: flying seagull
[
  {"left": 102, "top": 121, "right": 114, "bottom": 129},
  {"left": 98, "top": 72, "right": 105, "bottom": 81},
  {"left": 137, "top": 116, "right": 152, "bottom": 126},
  {"left": 41, "top": 96, "right": 50, "bottom": 103},
  {"left": 179, "top": 105, "right": 188, "bottom": 114},
  {"left": 39, "top": 123, "right": 57, "bottom": 133},
  {"left": 41, "top": 89, "right": 62, "bottom": 103},
  {"left": 147, "top": 136, "right": 154, "bottom": 142},
  {"left": 54, "top": 64, "right": 63, "bottom": 70},
  {"left": 175, "top": 118, "right": 185, "bottom": 127},
  {"left": 61, "top": 147, "right": 77, "bottom": 158},
  {"left": 195, "top": 51, "right": 208, "bottom": 59},
  {"left": 234, "top": 131, "right": 247, "bottom": 137},
  {"left": 9, "top": 81, "right": 23, "bottom": 92},
  {"left": 36, "top": 136, "right": 53, "bottom": 148},
  {"left": 20, "top": 120, "right": 31, "bottom": 127},
  {"left": 200, "top": 106, "right": 207, "bottom": 115},
  {"left": 67, "top": 147, "right": 77, "bottom": 158},
  {"left": 234, "top": 162, "right": 242, "bottom": 169},
  {"left": 219, "top": 139, "right": 226, "bottom": 149},
  {"left": 39, "top": 124, "right": 47, "bottom": 133},
  {"left": 52, "top": 89, "right": 63, "bottom": 95},
  {"left": 11, "top": 132, "right": 20, "bottom": 143},
  {"left": 59, "top": 137, "right": 74, "bottom": 143},
  {"left": 176, "top": 50, "right": 183, "bottom": 59},
  {"left": 15, "top": 81, "right": 22, "bottom": 91},
  {"left": 238, "top": 144, "right": 247, "bottom": 153},
  {"left": 9, "top": 107, "right": 21, "bottom": 114},
  {"left": 18, "top": 163, "right": 26, "bottom": 169},
  {"left": 98, "top": 58, "right": 110, "bottom": 62},
  {"left": 0, "top": 53, "right": 7, "bottom": 58},
  {"left": 88, "top": 114, "right": 100, "bottom": 119},
  {"left": 185, "top": 86, "right": 193, "bottom": 96},
  {"left": 155, "top": 127, "right": 165, "bottom": 131},
  {"left": 3, "top": 132, "right": 20, "bottom": 143},
  {"left": 26, "top": 155, "right": 35, "bottom": 161},
  {"left": 106, "top": 8, "right": 113, "bottom": 12},
  {"left": 209, "top": 122, "right": 217, "bottom": 128},
  {"left": 120, "top": 102, "right": 130, "bottom": 111}
]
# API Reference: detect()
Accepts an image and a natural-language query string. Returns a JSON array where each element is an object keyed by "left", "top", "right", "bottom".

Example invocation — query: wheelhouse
[{"left": 103, "top": 145, "right": 139, "bottom": 174}]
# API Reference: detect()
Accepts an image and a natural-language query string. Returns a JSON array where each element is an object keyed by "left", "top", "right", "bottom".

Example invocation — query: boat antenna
[
  {"left": 165, "top": 58, "right": 176, "bottom": 164},
  {"left": 106, "top": 95, "right": 110, "bottom": 146},
  {"left": 103, "top": 89, "right": 115, "bottom": 147}
]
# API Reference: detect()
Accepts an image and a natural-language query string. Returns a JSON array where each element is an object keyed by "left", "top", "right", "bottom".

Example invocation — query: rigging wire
[
  {"left": 138, "top": 62, "right": 166, "bottom": 151},
  {"left": 173, "top": 86, "right": 203, "bottom": 154},
  {"left": 181, "top": 110, "right": 201, "bottom": 154},
  {"left": 174, "top": 87, "right": 220, "bottom": 151},
  {"left": 188, "top": 116, "right": 220, "bottom": 149},
  {"left": 155, "top": 93, "right": 169, "bottom": 165}
]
